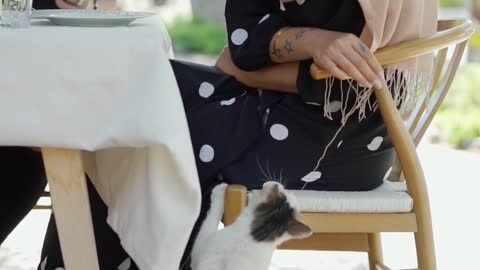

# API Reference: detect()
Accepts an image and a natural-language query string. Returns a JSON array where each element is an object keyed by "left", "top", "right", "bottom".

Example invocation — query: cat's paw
[{"left": 211, "top": 183, "right": 228, "bottom": 204}]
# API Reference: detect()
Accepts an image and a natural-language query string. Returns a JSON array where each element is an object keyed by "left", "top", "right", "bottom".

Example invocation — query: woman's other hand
[
  {"left": 304, "top": 30, "right": 384, "bottom": 88},
  {"left": 215, "top": 47, "right": 247, "bottom": 82},
  {"left": 216, "top": 47, "right": 298, "bottom": 93}
]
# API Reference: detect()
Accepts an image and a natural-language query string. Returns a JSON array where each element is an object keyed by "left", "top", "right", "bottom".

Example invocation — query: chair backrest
[
  {"left": 406, "top": 20, "right": 470, "bottom": 144},
  {"left": 310, "top": 19, "right": 475, "bottom": 182},
  {"left": 393, "top": 19, "right": 473, "bottom": 180}
]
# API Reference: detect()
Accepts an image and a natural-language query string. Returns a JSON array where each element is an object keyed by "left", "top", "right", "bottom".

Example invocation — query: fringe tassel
[{"left": 302, "top": 68, "right": 432, "bottom": 190}]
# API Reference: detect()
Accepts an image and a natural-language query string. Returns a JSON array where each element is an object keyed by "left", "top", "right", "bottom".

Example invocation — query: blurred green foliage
[
  {"left": 167, "top": 17, "right": 227, "bottom": 55},
  {"left": 434, "top": 63, "right": 480, "bottom": 148},
  {"left": 439, "top": 0, "right": 465, "bottom": 8},
  {"left": 470, "top": 32, "right": 480, "bottom": 48}
]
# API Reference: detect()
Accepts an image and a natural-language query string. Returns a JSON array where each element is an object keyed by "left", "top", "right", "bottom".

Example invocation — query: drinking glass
[{"left": 1, "top": 0, "right": 32, "bottom": 28}]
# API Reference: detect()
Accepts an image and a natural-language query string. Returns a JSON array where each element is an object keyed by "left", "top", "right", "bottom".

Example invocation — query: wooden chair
[{"left": 223, "top": 19, "right": 474, "bottom": 270}]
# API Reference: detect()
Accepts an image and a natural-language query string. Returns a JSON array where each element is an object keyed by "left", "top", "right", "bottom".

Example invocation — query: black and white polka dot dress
[{"left": 174, "top": 0, "right": 395, "bottom": 193}]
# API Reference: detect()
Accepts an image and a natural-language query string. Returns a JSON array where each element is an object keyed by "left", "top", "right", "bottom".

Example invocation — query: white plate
[{"left": 31, "top": 10, "right": 155, "bottom": 27}]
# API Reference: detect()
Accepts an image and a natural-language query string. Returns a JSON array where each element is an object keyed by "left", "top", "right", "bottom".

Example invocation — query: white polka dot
[
  {"left": 231, "top": 28, "right": 248, "bottom": 45},
  {"left": 327, "top": 100, "right": 342, "bottom": 113},
  {"left": 302, "top": 171, "right": 322, "bottom": 183},
  {"left": 199, "top": 145, "right": 215, "bottom": 162},
  {"left": 55, "top": 268, "right": 65, "bottom": 270},
  {"left": 296, "top": 0, "right": 306, "bottom": 5},
  {"left": 383, "top": 167, "right": 393, "bottom": 181},
  {"left": 118, "top": 258, "right": 132, "bottom": 270},
  {"left": 220, "top": 97, "right": 236, "bottom": 106},
  {"left": 270, "top": 124, "right": 289, "bottom": 141},
  {"left": 199, "top": 82, "right": 214, "bottom": 98},
  {"left": 367, "top": 136, "right": 384, "bottom": 151},
  {"left": 337, "top": 140, "right": 343, "bottom": 148},
  {"left": 258, "top": 14, "right": 270, "bottom": 24}
]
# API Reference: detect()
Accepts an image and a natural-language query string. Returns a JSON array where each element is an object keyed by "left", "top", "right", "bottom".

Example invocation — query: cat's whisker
[
  {"left": 256, "top": 156, "right": 271, "bottom": 183},
  {"left": 283, "top": 177, "right": 290, "bottom": 187},
  {"left": 277, "top": 169, "right": 284, "bottom": 186},
  {"left": 265, "top": 159, "right": 274, "bottom": 182}
]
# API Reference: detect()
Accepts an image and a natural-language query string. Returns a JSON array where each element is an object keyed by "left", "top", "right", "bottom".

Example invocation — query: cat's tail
[{"left": 196, "top": 183, "right": 228, "bottom": 243}]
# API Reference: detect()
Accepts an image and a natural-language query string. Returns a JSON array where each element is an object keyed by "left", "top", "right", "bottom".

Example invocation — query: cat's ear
[{"left": 287, "top": 219, "right": 312, "bottom": 239}]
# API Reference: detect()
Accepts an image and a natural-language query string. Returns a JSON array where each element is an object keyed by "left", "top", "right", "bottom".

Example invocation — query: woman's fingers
[
  {"left": 311, "top": 32, "right": 386, "bottom": 88},
  {"left": 319, "top": 57, "right": 350, "bottom": 81},
  {"left": 353, "top": 42, "right": 385, "bottom": 86},
  {"left": 345, "top": 48, "right": 381, "bottom": 88},
  {"left": 329, "top": 51, "right": 371, "bottom": 87}
]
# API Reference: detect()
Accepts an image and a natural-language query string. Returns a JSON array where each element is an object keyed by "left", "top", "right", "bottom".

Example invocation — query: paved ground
[{"left": 1, "top": 142, "right": 479, "bottom": 270}]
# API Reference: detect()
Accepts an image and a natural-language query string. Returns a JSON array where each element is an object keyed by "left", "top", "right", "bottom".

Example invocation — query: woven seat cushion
[{"left": 288, "top": 181, "right": 413, "bottom": 213}]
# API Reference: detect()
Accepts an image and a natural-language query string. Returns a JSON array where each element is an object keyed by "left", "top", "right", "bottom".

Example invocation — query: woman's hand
[
  {"left": 216, "top": 47, "right": 298, "bottom": 93},
  {"left": 215, "top": 47, "right": 247, "bottom": 82},
  {"left": 304, "top": 29, "right": 384, "bottom": 88},
  {"left": 55, "top": 0, "right": 91, "bottom": 9}
]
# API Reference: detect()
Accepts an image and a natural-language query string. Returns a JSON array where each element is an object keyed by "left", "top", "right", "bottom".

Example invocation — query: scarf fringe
[
  {"left": 322, "top": 67, "right": 433, "bottom": 124},
  {"left": 303, "top": 68, "right": 433, "bottom": 190}
]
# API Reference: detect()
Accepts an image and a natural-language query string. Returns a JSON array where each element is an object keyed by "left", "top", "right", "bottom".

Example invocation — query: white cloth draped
[{"left": 0, "top": 17, "right": 201, "bottom": 270}]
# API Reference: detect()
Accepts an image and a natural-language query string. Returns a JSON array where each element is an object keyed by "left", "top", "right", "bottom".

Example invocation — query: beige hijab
[{"left": 358, "top": 0, "right": 438, "bottom": 73}]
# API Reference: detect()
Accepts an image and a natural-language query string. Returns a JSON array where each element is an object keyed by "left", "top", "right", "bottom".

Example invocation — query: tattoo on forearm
[
  {"left": 295, "top": 30, "right": 307, "bottom": 40},
  {"left": 284, "top": 39, "right": 293, "bottom": 54},
  {"left": 271, "top": 39, "right": 283, "bottom": 59},
  {"left": 295, "top": 29, "right": 312, "bottom": 40}
]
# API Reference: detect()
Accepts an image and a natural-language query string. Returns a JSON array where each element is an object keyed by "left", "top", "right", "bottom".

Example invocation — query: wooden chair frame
[{"left": 224, "top": 19, "right": 474, "bottom": 270}]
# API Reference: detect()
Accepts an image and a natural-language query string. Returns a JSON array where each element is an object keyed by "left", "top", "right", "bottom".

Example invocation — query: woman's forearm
[
  {"left": 237, "top": 62, "right": 299, "bottom": 94},
  {"left": 269, "top": 27, "right": 384, "bottom": 89},
  {"left": 269, "top": 27, "right": 316, "bottom": 64}
]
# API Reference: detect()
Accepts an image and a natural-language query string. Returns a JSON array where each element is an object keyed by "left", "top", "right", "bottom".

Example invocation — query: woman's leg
[
  {"left": 0, "top": 147, "right": 47, "bottom": 244},
  {"left": 38, "top": 60, "right": 263, "bottom": 270},
  {"left": 38, "top": 176, "right": 140, "bottom": 270}
]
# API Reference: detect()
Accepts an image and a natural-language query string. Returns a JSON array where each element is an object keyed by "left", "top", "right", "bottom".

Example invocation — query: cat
[{"left": 191, "top": 181, "right": 312, "bottom": 270}]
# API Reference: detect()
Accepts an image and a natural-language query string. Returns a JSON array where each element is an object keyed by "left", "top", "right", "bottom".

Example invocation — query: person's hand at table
[{"left": 55, "top": 0, "right": 91, "bottom": 9}]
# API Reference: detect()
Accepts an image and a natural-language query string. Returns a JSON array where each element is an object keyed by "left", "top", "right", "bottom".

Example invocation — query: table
[{"left": 0, "top": 17, "right": 201, "bottom": 270}]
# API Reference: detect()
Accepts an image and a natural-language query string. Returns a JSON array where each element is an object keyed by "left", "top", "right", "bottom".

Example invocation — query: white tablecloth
[{"left": 0, "top": 17, "right": 201, "bottom": 270}]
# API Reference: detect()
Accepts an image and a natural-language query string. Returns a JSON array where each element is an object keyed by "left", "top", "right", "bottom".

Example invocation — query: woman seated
[{"left": 38, "top": 0, "right": 436, "bottom": 269}]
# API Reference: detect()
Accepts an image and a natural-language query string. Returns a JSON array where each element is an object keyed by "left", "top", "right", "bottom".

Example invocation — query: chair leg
[
  {"left": 414, "top": 218, "right": 437, "bottom": 270},
  {"left": 368, "top": 233, "right": 383, "bottom": 270},
  {"left": 42, "top": 148, "right": 100, "bottom": 270}
]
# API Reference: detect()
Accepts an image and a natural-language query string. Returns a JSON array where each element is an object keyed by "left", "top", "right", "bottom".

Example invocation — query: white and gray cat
[{"left": 191, "top": 181, "right": 312, "bottom": 270}]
